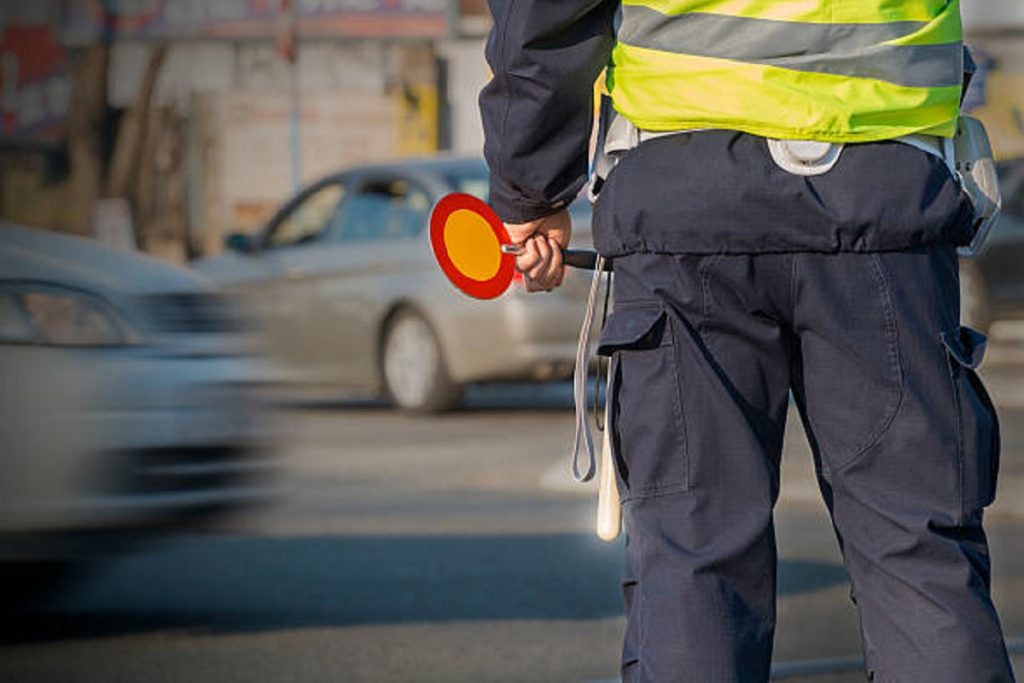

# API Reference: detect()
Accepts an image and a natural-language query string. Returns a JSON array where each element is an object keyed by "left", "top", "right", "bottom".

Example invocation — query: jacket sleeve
[{"left": 480, "top": 0, "right": 618, "bottom": 224}]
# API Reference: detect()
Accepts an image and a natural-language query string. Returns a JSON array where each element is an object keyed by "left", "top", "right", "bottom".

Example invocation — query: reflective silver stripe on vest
[{"left": 619, "top": 6, "right": 963, "bottom": 88}]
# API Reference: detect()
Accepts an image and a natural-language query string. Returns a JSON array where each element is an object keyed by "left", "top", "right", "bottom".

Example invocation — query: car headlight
[{"left": 0, "top": 285, "right": 141, "bottom": 347}]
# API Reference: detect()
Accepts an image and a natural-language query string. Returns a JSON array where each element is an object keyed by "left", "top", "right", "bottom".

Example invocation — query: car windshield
[{"left": 443, "top": 168, "right": 490, "bottom": 202}]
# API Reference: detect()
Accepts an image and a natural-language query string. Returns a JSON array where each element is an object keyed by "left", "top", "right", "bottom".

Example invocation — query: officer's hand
[{"left": 505, "top": 209, "right": 572, "bottom": 293}]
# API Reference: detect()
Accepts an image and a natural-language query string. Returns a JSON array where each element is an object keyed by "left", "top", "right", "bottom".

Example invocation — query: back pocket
[
  {"left": 941, "top": 325, "right": 1000, "bottom": 514},
  {"left": 599, "top": 302, "right": 688, "bottom": 500}
]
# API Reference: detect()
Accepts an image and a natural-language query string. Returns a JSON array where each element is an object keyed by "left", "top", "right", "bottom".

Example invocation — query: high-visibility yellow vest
[{"left": 608, "top": 0, "right": 964, "bottom": 142}]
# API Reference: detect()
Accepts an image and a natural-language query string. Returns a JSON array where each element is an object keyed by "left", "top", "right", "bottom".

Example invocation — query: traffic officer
[{"left": 479, "top": 1, "right": 1016, "bottom": 681}]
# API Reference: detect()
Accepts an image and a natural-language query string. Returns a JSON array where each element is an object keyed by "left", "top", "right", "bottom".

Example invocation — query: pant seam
[
  {"left": 943, "top": 340, "right": 966, "bottom": 519},
  {"left": 667, "top": 318, "right": 692, "bottom": 492},
  {"left": 789, "top": 251, "right": 800, "bottom": 321},
  {"left": 637, "top": 527, "right": 646, "bottom": 682},
  {"left": 830, "top": 253, "right": 905, "bottom": 473},
  {"left": 698, "top": 253, "right": 724, "bottom": 337}
]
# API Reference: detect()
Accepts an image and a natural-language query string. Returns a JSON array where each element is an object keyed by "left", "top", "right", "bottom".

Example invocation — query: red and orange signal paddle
[
  {"left": 429, "top": 193, "right": 609, "bottom": 300},
  {"left": 429, "top": 192, "right": 621, "bottom": 541}
]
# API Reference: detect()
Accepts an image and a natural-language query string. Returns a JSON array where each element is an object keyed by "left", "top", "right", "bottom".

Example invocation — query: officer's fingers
[
  {"left": 522, "top": 238, "right": 553, "bottom": 293},
  {"left": 524, "top": 276, "right": 547, "bottom": 293},
  {"left": 526, "top": 237, "right": 553, "bottom": 282},
  {"left": 515, "top": 238, "right": 541, "bottom": 274},
  {"left": 523, "top": 250, "right": 548, "bottom": 292},
  {"left": 531, "top": 237, "right": 561, "bottom": 290},
  {"left": 544, "top": 238, "right": 565, "bottom": 288},
  {"left": 532, "top": 236, "right": 566, "bottom": 290}
]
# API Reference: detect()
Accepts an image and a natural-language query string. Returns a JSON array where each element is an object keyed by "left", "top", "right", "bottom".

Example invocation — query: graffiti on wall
[
  {"left": 0, "top": 22, "right": 70, "bottom": 144},
  {"left": 62, "top": 0, "right": 454, "bottom": 42}
]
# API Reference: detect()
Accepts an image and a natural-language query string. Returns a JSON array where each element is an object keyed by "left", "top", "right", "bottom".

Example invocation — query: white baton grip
[{"left": 596, "top": 372, "right": 621, "bottom": 542}]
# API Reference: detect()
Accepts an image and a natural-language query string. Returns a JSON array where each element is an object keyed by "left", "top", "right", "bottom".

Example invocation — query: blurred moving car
[
  {"left": 960, "top": 160, "right": 1024, "bottom": 333},
  {"left": 0, "top": 225, "right": 276, "bottom": 598},
  {"left": 194, "top": 157, "right": 596, "bottom": 412}
]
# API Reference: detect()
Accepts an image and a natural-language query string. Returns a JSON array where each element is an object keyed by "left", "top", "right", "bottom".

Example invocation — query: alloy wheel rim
[{"left": 385, "top": 315, "right": 438, "bottom": 408}]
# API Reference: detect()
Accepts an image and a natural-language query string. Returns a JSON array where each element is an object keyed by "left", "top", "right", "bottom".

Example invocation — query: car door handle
[{"left": 285, "top": 268, "right": 310, "bottom": 280}]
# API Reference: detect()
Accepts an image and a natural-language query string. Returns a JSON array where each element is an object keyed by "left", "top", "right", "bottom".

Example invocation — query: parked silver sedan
[{"left": 194, "top": 157, "right": 595, "bottom": 412}]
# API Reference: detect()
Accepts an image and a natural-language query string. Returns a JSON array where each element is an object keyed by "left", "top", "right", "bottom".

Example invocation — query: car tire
[
  {"left": 381, "top": 309, "right": 460, "bottom": 413},
  {"left": 0, "top": 561, "right": 75, "bottom": 611},
  {"left": 959, "top": 259, "right": 992, "bottom": 334}
]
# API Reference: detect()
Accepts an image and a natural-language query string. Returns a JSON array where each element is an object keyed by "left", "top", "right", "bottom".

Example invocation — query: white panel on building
[
  {"left": 962, "top": 1, "right": 1024, "bottom": 32},
  {"left": 110, "top": 42, "right": 236, "bottom": 108},
  {"left": 439, "top": 39, "right": 489, "bottom": 156}
]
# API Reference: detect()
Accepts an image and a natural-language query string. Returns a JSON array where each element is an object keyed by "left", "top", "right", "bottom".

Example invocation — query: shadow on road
[{"left": 1, "top": 533, "right": 847, "bottom": 645}]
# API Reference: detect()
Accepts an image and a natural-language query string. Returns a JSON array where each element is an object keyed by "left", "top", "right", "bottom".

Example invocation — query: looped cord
[{"left": 570, "top": 255, "right": 608, "bottom": 482}]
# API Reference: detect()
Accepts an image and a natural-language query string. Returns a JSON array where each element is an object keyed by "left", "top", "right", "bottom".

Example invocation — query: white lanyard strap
[{"left": 570, "top": 255, "right": 607, "bottom": 482}]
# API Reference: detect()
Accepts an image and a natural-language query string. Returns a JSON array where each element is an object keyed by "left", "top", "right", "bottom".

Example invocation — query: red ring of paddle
[{"left": 429, "top": 193, "right": 515, "bottom": 300}]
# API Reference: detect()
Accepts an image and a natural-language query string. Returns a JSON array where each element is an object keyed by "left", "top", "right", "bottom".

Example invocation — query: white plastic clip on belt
[{"left": 766, "top": 139, "right": 843, "bottom": 176}]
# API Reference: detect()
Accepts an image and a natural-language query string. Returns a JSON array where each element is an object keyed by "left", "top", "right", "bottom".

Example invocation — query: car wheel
[
  {"left": 959, "top": 259, "right": 992, "bottom": 334},
  {"left": 382, "top": 309, "right": 460, "bottom": 413}
]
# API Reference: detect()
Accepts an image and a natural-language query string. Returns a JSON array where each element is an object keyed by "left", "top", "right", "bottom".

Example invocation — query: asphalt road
[{"left": 2, "top": 335, "right": 1024, "bottom": 682}]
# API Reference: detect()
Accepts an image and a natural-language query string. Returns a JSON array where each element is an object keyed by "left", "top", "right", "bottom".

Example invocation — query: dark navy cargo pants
[{"left": 597, "top": 246, "right": 1014, "bottom": 682}]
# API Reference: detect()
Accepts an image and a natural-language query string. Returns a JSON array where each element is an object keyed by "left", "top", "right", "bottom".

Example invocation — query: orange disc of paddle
[{"left": 430, "top": 193, "right": 515, "bottom": 300}]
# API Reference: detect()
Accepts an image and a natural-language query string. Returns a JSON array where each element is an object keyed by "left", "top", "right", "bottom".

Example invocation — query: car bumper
[
  {"left": 0, "top": 345, "right": 278, "bottom": 560},
  {"left": 438, "top": 277, "right": 600, "bottom": 384}
]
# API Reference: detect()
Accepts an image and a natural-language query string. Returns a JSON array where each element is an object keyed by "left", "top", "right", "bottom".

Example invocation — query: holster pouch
[{"left": 953, "top": 115, "right": 1002, "bottom": 256}]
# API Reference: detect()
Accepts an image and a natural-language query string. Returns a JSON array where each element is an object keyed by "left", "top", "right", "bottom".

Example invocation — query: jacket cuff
[{"left": 489, "top": 174, "right": 577, "bottom": 224}]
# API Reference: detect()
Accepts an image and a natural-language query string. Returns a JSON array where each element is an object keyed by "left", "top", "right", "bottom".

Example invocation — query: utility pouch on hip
[{"left": 953, "top": 115, "right": 1001, "bottom": 256}]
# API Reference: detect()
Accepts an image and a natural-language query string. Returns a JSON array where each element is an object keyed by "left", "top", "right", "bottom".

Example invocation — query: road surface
[{"left": 2, "top": 334, "right": 1023, "bottom": 682}]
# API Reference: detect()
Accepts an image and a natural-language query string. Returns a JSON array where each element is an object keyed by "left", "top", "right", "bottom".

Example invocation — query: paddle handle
[
  {"left": 500, "top": 245, "right": 612, "bottom": 272},
  {"left": 564, "top": 249, "right": 613, "bottom": 272},
  {"left": 596, "top": 411, "right": 622, "bottom": 542}
]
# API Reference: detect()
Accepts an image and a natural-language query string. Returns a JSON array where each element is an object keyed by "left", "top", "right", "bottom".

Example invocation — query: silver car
[
  {"left": 0, "top": 224, "right": 276, "bottom": 594},
  {"left": 194, "top": 157, "right": 595, "bottom": 412}
]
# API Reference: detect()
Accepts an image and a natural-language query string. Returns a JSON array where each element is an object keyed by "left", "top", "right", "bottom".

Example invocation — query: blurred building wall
[
  {"left": 0, "top": 1, "right": 77, "bottom": 232},
  {"left": 438, "top": 38, "right": 488, "bottom": 156},
  {"left": 963, "top": 1, "right": 1024, "bottom": 32},
  {"left": 963, "top": 3, "right": 1024, "bottom": 163},
  {"left": 86, "top": 0, "right": 460, "bottom": 257},
  {"left": 0, "top": 0, "right": 483, "bottom": 260},
  {"left": 107, "top": 38, "right": 443, "bottom": 255}
]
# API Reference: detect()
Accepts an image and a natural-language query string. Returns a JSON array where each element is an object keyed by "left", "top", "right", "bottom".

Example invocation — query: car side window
[
  {"left": 338, "top": 179, "right": 430, "bottom": 243},
  {"left": 266, "top": 182, "right": 345, "bottom": 249}
]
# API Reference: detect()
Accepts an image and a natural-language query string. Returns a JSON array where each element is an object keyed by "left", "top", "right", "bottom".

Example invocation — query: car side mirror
[{"left": 225, "top": 233, "right": 256, "bottom": 253}]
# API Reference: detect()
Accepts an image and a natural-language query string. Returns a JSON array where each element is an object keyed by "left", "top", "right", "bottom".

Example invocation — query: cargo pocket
[
  {"left": 598, "top": 302, "right": 688, "bottom": 500},
  {"left": 941, "top": 325, "right": 1000, "bottom": 514}
]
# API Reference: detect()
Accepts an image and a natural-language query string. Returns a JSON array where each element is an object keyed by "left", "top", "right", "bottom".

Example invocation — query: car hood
[
  {"left": 191, "top": 250, "right": 264, "bottom": 286},
  {"left": 0, "top": 224, "right": 214, "bottom": 296}
]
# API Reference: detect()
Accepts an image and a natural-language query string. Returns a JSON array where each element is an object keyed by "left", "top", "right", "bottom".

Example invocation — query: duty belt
[{"left": 592, "top": 98, "right": 997, "bottom": 250}]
